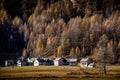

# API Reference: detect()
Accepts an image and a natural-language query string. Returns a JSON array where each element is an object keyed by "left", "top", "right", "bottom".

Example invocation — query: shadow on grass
[{"left": 1, "top": 74, "right": 120, "bottom": 80}]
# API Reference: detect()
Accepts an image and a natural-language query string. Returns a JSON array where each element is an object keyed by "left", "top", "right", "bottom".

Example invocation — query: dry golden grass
[
  {"left": 0, "top": 65, "right": 120, "bottom": 80},
  {"left": 0, "top": 66, "right": 79, "bottom": 72}
]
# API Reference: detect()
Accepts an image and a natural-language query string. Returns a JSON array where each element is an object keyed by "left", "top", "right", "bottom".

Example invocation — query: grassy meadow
[{"left": 0, "top": 65, "right": 120, "bottom": 80}]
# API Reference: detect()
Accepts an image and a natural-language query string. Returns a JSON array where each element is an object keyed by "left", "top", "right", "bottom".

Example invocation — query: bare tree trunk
[
  {"left": 103, "top": 62, "right": 106, "bottom": 75},
  {"left": 103, "top": 49, "right": 107, "bottom": 75}
]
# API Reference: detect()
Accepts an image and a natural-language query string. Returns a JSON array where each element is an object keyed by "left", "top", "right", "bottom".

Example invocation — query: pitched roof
[
  {"left": 31, "top": 58, "right": 37, "bottom": 61},
  {"left": 54, "top": 58, "right": 61, "bottom": 61},
  {"left": 34, "top": 59, "right": 39, "bottom": 62},
  {"left": 19, "top": 56, "right": 25, "bottom": 61},
  {"left": 88, "top": 63, "right": 94, "bottom": 66},
  {"left": 37, "top": 58, "right": 45, "bottom": 62},
  {"left": 43, "top": 58, "right": 49, "bottom": 61},
  {"left": 80, "top": 58, "right": 89, "bottom": 62},
  {"left": 69, "top": 58, "right": 77, "bottom": 62},
  {"left": 27, "top": 58, "right": 34, "bottom": 63}
]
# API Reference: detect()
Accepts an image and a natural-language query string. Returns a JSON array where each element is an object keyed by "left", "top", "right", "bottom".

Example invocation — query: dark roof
[{"left": 69, "top": 58, "right": 77, "bottom": 62}]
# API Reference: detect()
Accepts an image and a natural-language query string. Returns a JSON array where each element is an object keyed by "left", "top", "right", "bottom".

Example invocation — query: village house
[
  {"left": 17, "top": 59, "right": 27, "bottom": 66},
  {"left": 33, "top": 59, "right": 39, "bottom": 66},
  {"left": 88, "top": 62, "right": 95, "bottom": 68},
  {"left": 42, "top": 58, "right": 51, "bottom": 65},
  {"left": 69, "top": 58, "right": 77, "bottom": 66},
  {"left": 16, "top": 57, "right": 54, "bottom": 66},
  {"left": 17, "top": 56, "right": 27, "bottom": 66},
  {"left": 50, "top": 58, "right": 55, "bottom": 65},
  {"left": 80, "top": 58, "right": 94, "bottom": 68},
  {"left": 54, "top": 58, "right": 67, "bottom": 66},
  {"left": 15, "top": 56, "right": 95, "bottom": 67},
  {"left": 26, "top": 58, "right": 34, "bottom": 66},
  {"left": 5, "top": 60, "right": 7, "bottom": 67},
  {"left": 17, "top": 59, "right": 22, "bottom": 66},
  {"left": 5, "top": 60, "right": 14, "bottom": 67},
  {"left": 37, "top": 58, "right": 45, "bottom": 65}
]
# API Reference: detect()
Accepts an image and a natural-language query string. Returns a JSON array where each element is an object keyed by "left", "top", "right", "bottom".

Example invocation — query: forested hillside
[{"left": 0, "top": 0, "right": 120, "bottom": 65}]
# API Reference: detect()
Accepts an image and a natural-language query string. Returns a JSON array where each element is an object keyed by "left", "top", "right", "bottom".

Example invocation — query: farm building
[
  {"left": 17, "top": 60, "right": 22, "bottom": 66},
  {"left": 5, "top": 60, "right": 14, "bottom": 67},
  {"left": 69, "top": 58, "right": 77, "bottom": 66},
  {"left": 17, "top": 56, "right": 28, "bottom": 66},
  {"left": 19, "top": 56, "right": 25, "bottom": 61},
  {"left": 34, "top": 59, "right": 39, "bottom": 66},
  {"left": 80, "top": 58, "right": 93, "bottom": 68},
  {"left": 26, "top": 58, "right": 34, "bottom": 66},
  {"left": 37, "top": 58, "right": 45, "bottom": 65},
  {"left": 34, "top": 58, "right": 52, "bottom": 66},
  {"left": 54, "top": 58, "right": 67, "bottom": 66},
  {"left": 42, "top": 58, "right": 51, "bottom": 65},
  {"left": 5, "top": 60, "right": 7, "bottom": 67},
  {"left": 17, "top": 59, "right": 27, "bottom": 66},
  {"left": 17, "top": 57, "right": 54, "bottom": 66},
  {"left": 88, "top": 62, "right": 95, "bottom": 68}
]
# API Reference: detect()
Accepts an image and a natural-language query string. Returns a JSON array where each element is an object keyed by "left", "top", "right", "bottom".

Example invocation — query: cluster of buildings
[{"left": 5, "top": 57, "right": 95, "bottom": 68}]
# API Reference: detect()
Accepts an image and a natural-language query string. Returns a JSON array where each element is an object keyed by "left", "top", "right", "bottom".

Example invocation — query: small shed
[
  {"left": 80, "top": 58, "right": 92, "bottom": 68},
  {"left": 34, "top": 59, "right": 39, "bottom": 66},
  {"left": 69, "top": 58, "right": 77, "bottom": 66}
]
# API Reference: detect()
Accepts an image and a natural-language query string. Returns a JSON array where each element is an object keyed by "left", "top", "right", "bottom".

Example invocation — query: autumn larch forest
[{"left": 0, "top": 0, "right": 120, "bottom": 66}]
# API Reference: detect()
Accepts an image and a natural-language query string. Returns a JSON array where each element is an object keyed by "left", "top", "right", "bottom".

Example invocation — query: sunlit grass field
[{"left": 0, "top": 65, "right": 120, "bottom": 80}]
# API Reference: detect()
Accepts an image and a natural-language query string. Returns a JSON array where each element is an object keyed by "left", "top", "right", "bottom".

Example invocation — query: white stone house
[
  {"left": 80, "top": 58, "right": 93, "bottom": 68},
  {"left": 54, "top": 58, "right": 66, "bottom": 66},
  {"left": 17, "top": 60, "right": 22, "bottom": 66},
  {"left": 34, "top": 59, "right": 39, "bottom": 66},
  {"left": 17, "top": 56, "right": 27, "bottom": 66}
]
